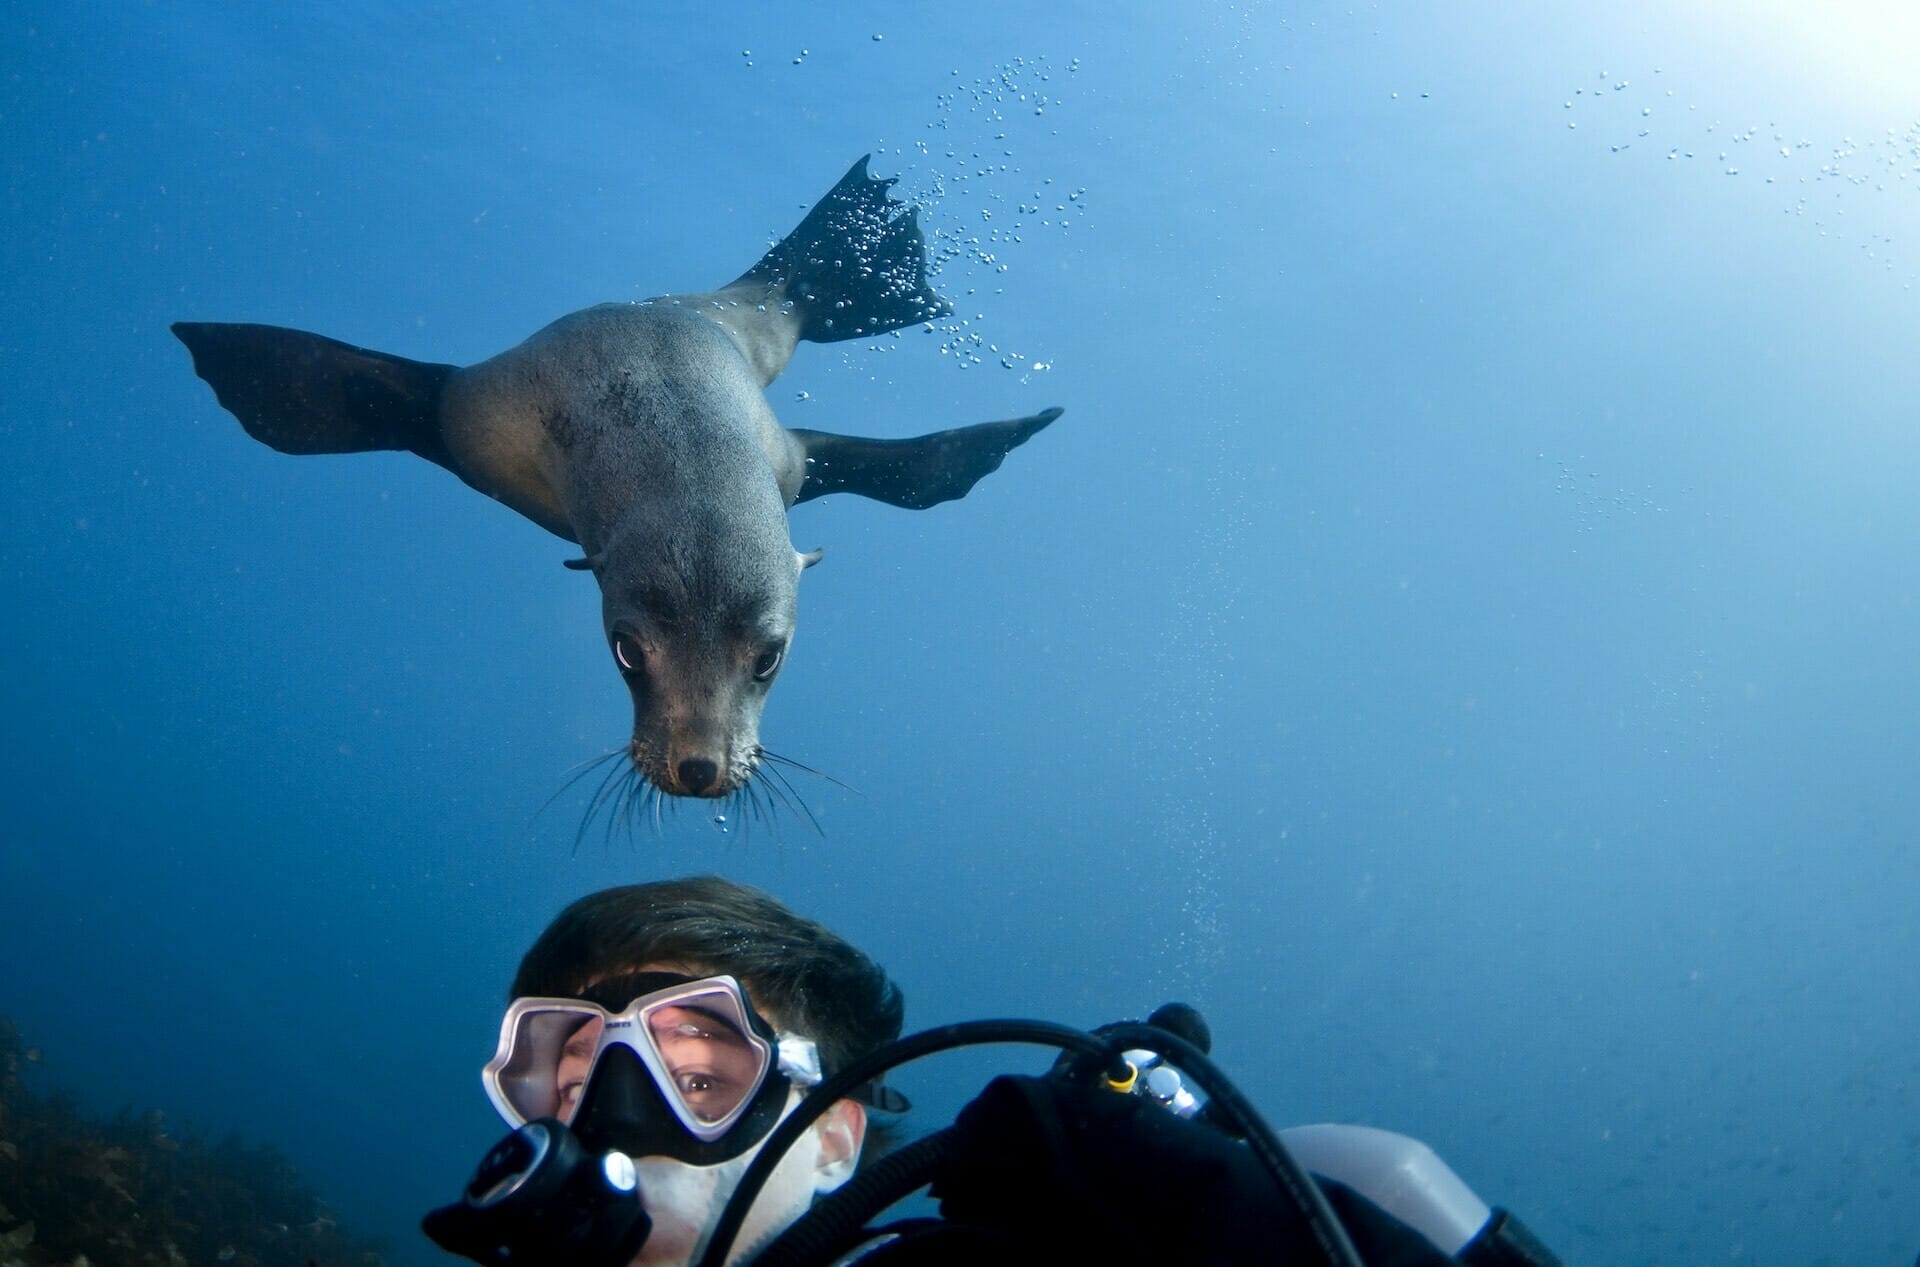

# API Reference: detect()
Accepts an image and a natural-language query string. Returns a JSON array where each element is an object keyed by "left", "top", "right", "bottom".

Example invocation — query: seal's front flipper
[
  {"left": 791, "top": 406, "right": 1062, "bottom": 510},
  {"left": 172, "top": 322, "right": 458, "bottom": 470},
  {"left": 732, "top": 155, "right": 952, "bottom": 344}
]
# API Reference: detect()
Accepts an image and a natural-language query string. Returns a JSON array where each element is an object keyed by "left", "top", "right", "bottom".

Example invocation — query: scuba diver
[{"left": 425, "top": 876, "right": 1561, "bottom": 1267}]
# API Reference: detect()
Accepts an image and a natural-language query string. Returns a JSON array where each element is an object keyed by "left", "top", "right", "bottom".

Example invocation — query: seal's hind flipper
[
  {"left": 172, "top": 322, "right": 458, "bottom": 469},
  {"left": 732, "top": 155, "right": 952, "bottom": 343},
  {"left": 790, "top": 406, "right": 1062, "bottom": 510}
]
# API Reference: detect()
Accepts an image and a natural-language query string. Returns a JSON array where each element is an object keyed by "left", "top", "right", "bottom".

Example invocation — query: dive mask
[{"left": 484, "top": 972, "right": 822, "bottom": 1166}]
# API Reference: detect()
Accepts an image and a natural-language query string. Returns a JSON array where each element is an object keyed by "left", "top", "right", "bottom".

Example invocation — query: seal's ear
[
  {"left": 563, "top": 553, "right": 605, "bottom": 572},
  {"left": 796, "top": 547, "right": 824, "bottom": 572}
]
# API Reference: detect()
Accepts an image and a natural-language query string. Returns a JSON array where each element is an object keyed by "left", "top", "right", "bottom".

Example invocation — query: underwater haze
[{"left": 5, "top": 2, "right": 1919, "bottom": 1263}]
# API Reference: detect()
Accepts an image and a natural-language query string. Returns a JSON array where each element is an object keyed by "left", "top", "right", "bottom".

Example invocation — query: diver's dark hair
[{"left": 511, "top": 875, "right": 905, "bottom": 1084}]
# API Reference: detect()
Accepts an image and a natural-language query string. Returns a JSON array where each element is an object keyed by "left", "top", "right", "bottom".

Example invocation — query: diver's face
[{"left": 565, "top": 965, "right": 865, "bottom": 1267}]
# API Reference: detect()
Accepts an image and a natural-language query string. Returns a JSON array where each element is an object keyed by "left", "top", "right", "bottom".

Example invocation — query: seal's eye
[
  {"left": 751, "top": 644, "right": 785, "bottom": 683},
  {"left": 613, "top": 633, "right": 645, "bottom": 675}
]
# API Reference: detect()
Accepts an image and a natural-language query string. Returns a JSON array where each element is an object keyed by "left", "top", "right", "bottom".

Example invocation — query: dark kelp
[{"left": 0, "top": 1019, "right": 384, "bottom": 1267}]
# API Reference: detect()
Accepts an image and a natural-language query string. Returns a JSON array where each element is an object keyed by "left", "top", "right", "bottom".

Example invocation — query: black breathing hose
[
  {"left": 697, "top": 1020, "right": 1116, "bottom": 1267},
  {"left": 697, "top": 1017, "right": 1366, "bottom": 1267},
  {"left": 746, "top": 1128, "right": 963, "bottom": 1267}
]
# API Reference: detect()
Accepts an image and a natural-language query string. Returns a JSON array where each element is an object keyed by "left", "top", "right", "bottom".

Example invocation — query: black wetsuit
[{"left": 748, "top": 1075, "right": 1561, "bottom": 1267}]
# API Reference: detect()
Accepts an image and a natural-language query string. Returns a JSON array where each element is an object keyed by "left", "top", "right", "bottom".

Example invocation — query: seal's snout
[
  {"left": 677, "top": 757, "right": 719, "bottom": 796},
  {"left": 627, "top": 732, "right": 743, "bottom": 799},
  {"left": 616, "top": 628, "right": 766, "bottom": 799}
]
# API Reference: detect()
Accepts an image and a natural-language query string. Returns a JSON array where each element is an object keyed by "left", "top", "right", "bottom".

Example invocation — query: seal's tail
[
  {"left": 731, "top": 155, "right": 952, "bottom": 344},
  {"left": 171, "top": 322, "right": 459, "bottom": 470}
]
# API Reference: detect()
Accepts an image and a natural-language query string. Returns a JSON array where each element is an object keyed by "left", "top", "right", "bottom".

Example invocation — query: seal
[{"left": 172, "top": 156, "right": 1060, "bottom": 805}]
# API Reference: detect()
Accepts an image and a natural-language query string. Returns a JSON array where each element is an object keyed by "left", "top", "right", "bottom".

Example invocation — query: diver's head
[{"left": 497, "top": 877, "right": 905, "bottom": 1267}]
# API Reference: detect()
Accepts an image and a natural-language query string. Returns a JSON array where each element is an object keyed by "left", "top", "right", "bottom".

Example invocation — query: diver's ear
[
  {"left": 796, "top": 546, "right": 824, "bottom": 572},
  {"left": 810, "top": 1099, "right": 866, "bottom": 1194}
]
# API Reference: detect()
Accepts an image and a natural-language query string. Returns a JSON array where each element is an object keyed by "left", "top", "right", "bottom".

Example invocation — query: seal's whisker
[
  {"left": 729, "top": 785, "right": 757, "bottom": 845},
  {"left": 628, "top": 780, "right": 644, "bottom": 836},
  {"left": 559, "top": 744, "right": 627, "bottom": 783},
  {"left": 614, "top": 766, "right": 650, "bottom": 849},
  {"left": 741, "top": 781, "right": 776, "bottom": 843},
  {"left": 756, "top": 747, "right": 862, "bottom": 796},
  {"left": 756, "top": 760, "right": 823, "bottom": 836},
  {"left": 638, "top": 772, "right": 669, "bottom": 840},
  {"left": 535, "top": 747, "right": 624, "bottom": 846},
  {"left": 754, "top": 766, "right": 801, "bottom": 823},
  {"left": 574, "top": 753, "right": 632, "bottom": 854},
  {"left": 602, "top": 767, "right": 628, "bottom": 850},
  {"left": 623, "top": 772, "right": 648, "bottom": 840},
  {"left": 636, "top": 774, "right": 656, "bottom": 835},
  {"left": 540, "top": 746, "right": 625, "bottom": 818}
]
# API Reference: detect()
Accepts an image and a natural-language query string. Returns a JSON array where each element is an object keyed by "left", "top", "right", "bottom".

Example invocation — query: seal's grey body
[
  {"left": 443, "top": 303, "right": 801, "bottom": 544},
  {"left": 173, "top": 158, "right": 1060, "bottom": 802}
]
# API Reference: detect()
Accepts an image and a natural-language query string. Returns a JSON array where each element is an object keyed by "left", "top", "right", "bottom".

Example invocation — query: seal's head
[{"left": 594, "top": 501, "right": 821, "bottom": 800}]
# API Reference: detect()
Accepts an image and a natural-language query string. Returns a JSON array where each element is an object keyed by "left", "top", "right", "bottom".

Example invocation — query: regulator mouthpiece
[{"left": 423, "top": 1119, "right": 651, "bottom": 1267}]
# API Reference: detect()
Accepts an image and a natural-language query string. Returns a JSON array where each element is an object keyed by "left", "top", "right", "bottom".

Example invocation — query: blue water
[{"left": 5, "top": 4, "right": 1918, "bottom": 1263}]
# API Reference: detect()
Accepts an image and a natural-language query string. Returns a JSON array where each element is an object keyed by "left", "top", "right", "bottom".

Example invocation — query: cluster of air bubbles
[
  {"left": 838, "top": 54, "right": 1085, "bottom": 380},
  {"left": 1539, "top": 453, "right": 1669, "bottom": 540},
  {"left": 736, "top": 51, "right": 1082, "bottom": 382},
  {"left": 1561, "top": 66, "right": 1920, "bottom": 288},
  {"left": 739, "top": 47, "right": 812, "bottom": 68}
]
